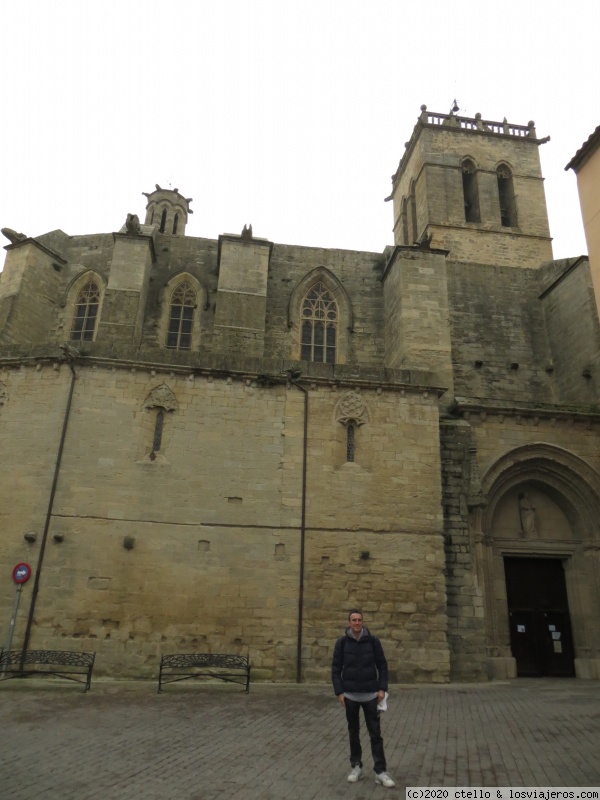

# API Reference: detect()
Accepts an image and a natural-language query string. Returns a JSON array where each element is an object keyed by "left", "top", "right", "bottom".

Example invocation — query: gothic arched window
[
  {"left": 401, "top": 197, "right": 409, "bottom": 245},
  {"left": 166, "top": 281, "right": 196, "bottom": 350},
  {"left": 409, "top": 180, "right": 418, "bottom": 243},
  {"left": 462, "top": 159, "right": 480, "bottom": 223},
  {"left": 301, "top": 282, "right": 338, "bottom": 364},
  {"left": 70, "top": 280, "right": 100, "bottom": 342},
  {"left": 159, "top": 208, "right": 167, "bottom": 233}
]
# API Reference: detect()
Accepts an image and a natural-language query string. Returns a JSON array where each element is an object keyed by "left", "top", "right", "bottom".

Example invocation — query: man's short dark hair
[{"left": 348, "top": 608, "right": 363, "bottom": 620}]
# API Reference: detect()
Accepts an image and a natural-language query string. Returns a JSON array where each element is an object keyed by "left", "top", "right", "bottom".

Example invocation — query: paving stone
[{"left": 0, "top": 679, "right": 599, "bottom": 799}]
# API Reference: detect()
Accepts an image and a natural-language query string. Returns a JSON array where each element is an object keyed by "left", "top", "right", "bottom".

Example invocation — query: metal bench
[
  {"left": 158, "top": 653, "right": 250, "bottom": 693},
  {"left": 0, "top": 649, "right": 96, "bottom": 692}
]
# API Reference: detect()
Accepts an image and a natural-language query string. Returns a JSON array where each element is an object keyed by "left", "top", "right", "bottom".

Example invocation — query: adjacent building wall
[{"left": 566, "top": 126, "right": 600, "bottom": 319}]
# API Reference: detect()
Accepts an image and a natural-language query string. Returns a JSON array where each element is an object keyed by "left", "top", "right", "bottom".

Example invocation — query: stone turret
[
  {"left": 142, "top": 185, "right": 193, "bottom": 236},
  {"left": 387, "top": 106, "right": 553, "bottom": 267}
]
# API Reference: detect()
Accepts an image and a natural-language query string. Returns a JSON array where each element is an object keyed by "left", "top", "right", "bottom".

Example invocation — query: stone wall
[
  {"left": 29, "top": 232, "right": 388, "bottom": 367},
  {"left": 0, "top": 360, "right": 450, "bottom": 682},
  {"left": 448, "top": 261, "right": 554, "bottom": 404},
  {"left": 440, "top": 419, "right": 487, "bottom": 681}
]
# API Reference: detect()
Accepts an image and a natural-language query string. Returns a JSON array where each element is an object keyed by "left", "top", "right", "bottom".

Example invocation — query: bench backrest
[
  {"left": 0, "top": 650, "right": 95, "bottom": 667},
  {"left": 160, "top": 653, "right": 249, "bottom": 670}
]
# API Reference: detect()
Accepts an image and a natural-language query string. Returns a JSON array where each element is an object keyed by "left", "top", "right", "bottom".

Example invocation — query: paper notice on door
[
  {"left": 553, "top": 641, "right": 563, "bottom": 653},
  {"left": 517, "top": 625, "right": 525, "bottom": 633},
  {"left": 552, "top": 632, "right": 561, "bottom": 640},
  {"left": 548, "top": 625, "right": 556, "bottom": 631}
]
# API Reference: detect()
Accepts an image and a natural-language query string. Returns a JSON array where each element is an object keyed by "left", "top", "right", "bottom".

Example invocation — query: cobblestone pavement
[{"left": 1, "top": 679, "right": 599, "bottom": 800}]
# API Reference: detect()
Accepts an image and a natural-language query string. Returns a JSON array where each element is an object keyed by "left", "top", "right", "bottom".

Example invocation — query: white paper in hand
[{"left": 377, "top": 692, "right": 388, "bottom": 712}]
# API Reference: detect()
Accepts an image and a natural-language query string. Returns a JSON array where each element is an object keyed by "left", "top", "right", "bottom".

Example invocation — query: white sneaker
[
  {"left": 347, "top": 765, "right": 363, "bottom": 783},
  {"left": 375, "top": 771, "right": 395, "bottom": 788}
]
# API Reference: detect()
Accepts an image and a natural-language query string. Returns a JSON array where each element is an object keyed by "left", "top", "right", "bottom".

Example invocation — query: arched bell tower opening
[
  {"left": 142, "top": 185, "right": 193, "bottom": 236},
  {"left": 473, "top": 445, "right": 600, "bottom": 680}
]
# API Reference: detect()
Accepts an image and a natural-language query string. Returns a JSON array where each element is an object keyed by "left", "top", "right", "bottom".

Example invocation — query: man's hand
[
  {"left": 338, "top": 693, "right": 345, "bottom": 706},
  {"left": 377, "top": 690, "right": 385, "bottom": 701}
]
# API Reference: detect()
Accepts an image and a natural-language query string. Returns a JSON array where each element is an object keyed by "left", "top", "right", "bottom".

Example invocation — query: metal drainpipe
[
  {"left": 288, "top": 372, "right": 308, "bottom": 684},
  {"left": 20, "top": 358, "right": 78, "bottom": 669}
]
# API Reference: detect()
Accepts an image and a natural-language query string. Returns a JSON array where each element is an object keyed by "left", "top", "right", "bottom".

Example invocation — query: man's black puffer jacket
[{"left": 331, "top": 626, "right": 388, "bottom": 696}]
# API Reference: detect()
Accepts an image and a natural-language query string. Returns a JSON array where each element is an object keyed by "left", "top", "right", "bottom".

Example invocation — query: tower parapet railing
[
  {"left": 391, "top": 105, "right": 542, "bottom": 188},
  {"left": 420, "top": 106, "right": 534, "bottom": 138}
]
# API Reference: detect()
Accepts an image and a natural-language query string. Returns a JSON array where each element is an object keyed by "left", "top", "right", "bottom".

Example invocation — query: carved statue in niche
[{"left": 518, "top": 492, "right": 537, "bottom": 537}]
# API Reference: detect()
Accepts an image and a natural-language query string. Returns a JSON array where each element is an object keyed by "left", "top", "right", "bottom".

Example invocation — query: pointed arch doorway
[{"left": 474, "top": 443, "right": 600, "bottom": 681}]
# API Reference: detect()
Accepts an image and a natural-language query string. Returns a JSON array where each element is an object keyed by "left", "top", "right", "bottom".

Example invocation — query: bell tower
[
  {"left": 142, "top": 185, "right": 193, "bottom": 236},
  {"left": 387, "top": 106, "right": 554, "bottom": 267}
]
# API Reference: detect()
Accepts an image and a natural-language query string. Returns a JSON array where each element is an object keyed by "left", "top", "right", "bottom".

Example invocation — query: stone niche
[{"left": 491, "top": 484, "right": 574, "bottom": 542}]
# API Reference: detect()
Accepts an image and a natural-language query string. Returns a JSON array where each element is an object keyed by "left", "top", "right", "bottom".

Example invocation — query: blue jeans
[{"left": 344, "top": 697, "right": 387, "bottom": 774}]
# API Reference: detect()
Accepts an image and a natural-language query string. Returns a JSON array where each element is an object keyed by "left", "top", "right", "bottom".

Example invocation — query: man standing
[{"left": 331, "top": 609, "right": 395, "bottom": 788}]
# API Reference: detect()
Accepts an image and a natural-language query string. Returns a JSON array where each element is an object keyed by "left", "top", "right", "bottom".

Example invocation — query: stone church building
[{"left": 1, "top": 106, "right": 599, "bottom": 682}]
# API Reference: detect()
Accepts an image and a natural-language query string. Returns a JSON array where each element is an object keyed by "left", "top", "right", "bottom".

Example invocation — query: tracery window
[
  {"left": 142, "top": 384, "right": 177, "bottom": 462},
  {"left": 300, "top": 282, "right": 338, "bottom": 364},
  {"left": 166, "top": 281, "right": 196, "bottom": 350},
  {"left": 335, "top": 391, "right": 368, "bottom": 465},
  {"left": 70, "top": 281, "right": 100, "bottom": 341},
  {"left": 152, "top": 410, "right": 164, "bottom": 453},
  {"left": 346, "top": 423, "right": 355, "bottom": 462}
]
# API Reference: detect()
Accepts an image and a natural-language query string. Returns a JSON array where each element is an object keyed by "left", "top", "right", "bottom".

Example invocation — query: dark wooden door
[{"left": 504, "top": 557, "right": 575, "bottom": 677}]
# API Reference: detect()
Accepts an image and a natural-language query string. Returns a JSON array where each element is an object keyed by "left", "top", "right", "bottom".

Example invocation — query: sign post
[{"left": 2, "top": 563, "right": 32, "bottom": 672}]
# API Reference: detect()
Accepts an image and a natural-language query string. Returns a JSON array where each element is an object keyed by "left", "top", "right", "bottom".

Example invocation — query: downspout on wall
[
  {"left": 287, "top": 371, "right": 308, "bottom": 684},
  {"left": 20, "top": 354, "right": 78, "bottom": 669}
]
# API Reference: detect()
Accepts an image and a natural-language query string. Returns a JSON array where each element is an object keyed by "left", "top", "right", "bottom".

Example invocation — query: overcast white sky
[{"left": 1, "top": 1, "right": 598, "bottom": 261}]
